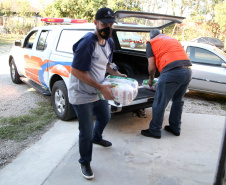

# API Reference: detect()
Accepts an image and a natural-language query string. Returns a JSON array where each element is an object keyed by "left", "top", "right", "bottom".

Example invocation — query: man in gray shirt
[{"left": 68, "top": 7, "right": 126, "bottom": 180}]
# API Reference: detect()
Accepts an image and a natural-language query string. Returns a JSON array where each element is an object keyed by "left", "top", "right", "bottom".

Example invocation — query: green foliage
[
  {"left": 42, "top": 0, "right": 99, "bottom": 21},
  {"left": 2, "top": 17, "right": 41, "bottom": 34},
  {"left": 6, "top": 20, "right": 32, "bottom": 34},
  {"left": 182, "top": 28, "right": 201, "bottom": 41},
  {"left": 0, "top": 0, "right": 33, "bottom": 17},
  {"left": 0, "top": 0, "right": 13, "bottom": 16},
  {"left": 214, "top": 1, "right": 226, "bottom": 50},
  {"left": 188, "top": 13, "right": 205, "bottom": 22},
  {"left": 110, "top": 0, "right": 141, "bottom": 12},
  {"left": 0, "top": 33, "right": 23, "bottom": 43},
  {"left": 0, "top": 102, "right": 57, "bottom": 141},
  {"left": 16, "top": 0, "right": 32, "bottom": 17},
  {"left": 41, "top": 0, "right": 141, "bottom": 21},
  {"left": 215, "top": 1, "right": 226, "bottom": 33}
]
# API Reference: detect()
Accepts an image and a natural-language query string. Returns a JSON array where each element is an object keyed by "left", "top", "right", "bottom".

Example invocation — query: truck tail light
[{"left": 41, "top": 18, "right": 87, "bottom": 24}]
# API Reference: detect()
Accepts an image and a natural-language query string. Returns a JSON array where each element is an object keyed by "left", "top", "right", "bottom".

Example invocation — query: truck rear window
[
  {"left": 57, "top": 30, "right": 90, "bottom": 54},
  {"left": 116, "top": 31, "right": 150, "bottom": 51}
]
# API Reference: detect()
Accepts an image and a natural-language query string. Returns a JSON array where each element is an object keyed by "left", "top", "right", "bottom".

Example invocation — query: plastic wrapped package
[
  {"left": 98, "top": 75, "right": 138, "bottom": 106},
  {"left": 142, "top": 78, "right": 158, "bottom": 91}
]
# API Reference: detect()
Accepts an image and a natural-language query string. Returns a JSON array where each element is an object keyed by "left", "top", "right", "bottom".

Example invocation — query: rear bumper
[
  {"left": 122, "top": 99, "right": 154, "bottom": 112},
  {"left": 110, "top": 97, "right": 154, "bottom": 113}
]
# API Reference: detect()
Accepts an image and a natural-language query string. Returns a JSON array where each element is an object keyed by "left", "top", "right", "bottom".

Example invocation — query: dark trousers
[
  {"left": 149, "top": 67, "right": 192, "bottom": 136},
  {"left": 72, "top": 100, "right": 110, "bottom": 165}
]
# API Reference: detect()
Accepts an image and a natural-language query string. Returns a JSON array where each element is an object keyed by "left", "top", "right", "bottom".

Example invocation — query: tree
[
  {"left": 1, "top": 0, "right": 13, "bottom": 16},
  {"left": 139, "top": 0, "right": 171, "bottom": 14},
  {"left": 110, "top": 0, "right": 141, "bottom": 12},
  {"left": 0, "top": 0, "right": 33, "bottom": 16},
  {"left": 215, "top": 1, "right": 226, "bottom": 33},
  {"left": 215, "top": 1, "right": 226, "bottom": 50},
  {"left": 179, "top": 0, "right": 194, "bottom": 16},
  {"left": 42, "top": 0, "right": 105, "bottom": 21},
  {"left": 16, "top": 0, "right": 32, "bottom": 17},
  {"left": 42, "top": 0, "right": 141, "bottom": 21}
]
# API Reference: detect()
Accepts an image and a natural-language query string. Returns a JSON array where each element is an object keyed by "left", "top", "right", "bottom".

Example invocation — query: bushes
[
  {"left": 6, "top": 20, "right": 32, "bottom": 35},
  {"left": 2, "top": 16, "right": 42, "bottom": 35}
]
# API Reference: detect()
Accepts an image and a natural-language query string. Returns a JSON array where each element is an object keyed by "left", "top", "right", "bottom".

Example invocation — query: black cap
[
  {"left": 150, "top": 29, "right": 161, "bottom": 39},
  {"left": 95, "top": 7, "right": 116, "bottom": 23}
]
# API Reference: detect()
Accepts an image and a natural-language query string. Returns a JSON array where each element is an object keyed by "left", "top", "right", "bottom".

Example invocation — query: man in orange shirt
[{"left": 141, "top": 29, "right": 192, "bottom": 139}]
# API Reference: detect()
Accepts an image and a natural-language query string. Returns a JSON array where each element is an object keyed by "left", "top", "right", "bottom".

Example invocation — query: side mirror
[
  {"left": 14, "top": 40, "right": 22, "bottom": 47},
  {"left": 221, "top": 63, "right": 226, "bottom": 68}
]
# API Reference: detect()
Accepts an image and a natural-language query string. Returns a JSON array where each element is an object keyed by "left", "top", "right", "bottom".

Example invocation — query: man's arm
[
  {"left": 106, "top": 63, "right": 127, "bottom": 77},
  {"left": 147, "top": 57, "right": 156, "bottom": 87},
  {"left": 70, "top": 67, "right": 115, "bottom": 100}
]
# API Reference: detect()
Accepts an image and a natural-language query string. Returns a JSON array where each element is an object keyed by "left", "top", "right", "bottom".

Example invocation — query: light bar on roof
[{"left": 41, "top": 18, "right": 87, "bottom": 24}]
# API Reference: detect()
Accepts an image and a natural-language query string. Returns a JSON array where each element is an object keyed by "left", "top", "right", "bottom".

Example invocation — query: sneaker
[
  {"left": 164, "top": 126, "right": 180, "bottom": 136},
  {"left": 80, "top": 164, "right": 94, "bottom": 180},
  {"left": 141, "top": 129, "right": 161, "bottom": 139},
  {"left": 93, "top": 139, "right": 112, "bottom": 147}
]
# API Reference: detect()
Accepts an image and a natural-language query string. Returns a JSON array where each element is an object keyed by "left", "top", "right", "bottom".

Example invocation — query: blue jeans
[
  {"left": 72, "top": 100, "right": 111, "bottom": 165},
  {"left": 149, "top": 67, "right": 192, "bottom": 136}
]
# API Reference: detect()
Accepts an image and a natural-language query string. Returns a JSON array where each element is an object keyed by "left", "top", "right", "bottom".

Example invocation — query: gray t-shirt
[{"left": 68, "top": 32, "right": 113, "bottom": 105}]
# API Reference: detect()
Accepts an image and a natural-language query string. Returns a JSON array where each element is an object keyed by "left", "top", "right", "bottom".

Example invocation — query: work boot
[
  {"left": 93, "top": 139, "right": 112, "bottom": 147},
  {"left": 141, "top": 129, "right": 161, "bottom": 139},
  {"left": 80, "top": 164, "right": 94, "bottom": 180},
  {"left": 164, "top": 126, "right": 180, "bottom": 136}
]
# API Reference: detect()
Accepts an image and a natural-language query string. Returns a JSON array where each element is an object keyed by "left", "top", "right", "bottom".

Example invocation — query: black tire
[
  {"left": 10, "top": 58, "right": 22, "bottom": 84},
  {"left": 51, "top": 80, "right": 76, "bottom": 121}
]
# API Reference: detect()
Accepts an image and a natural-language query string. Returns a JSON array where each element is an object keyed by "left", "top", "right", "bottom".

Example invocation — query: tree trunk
[{"left": 172, "top": 24, "right": 177, "bottom": 36}]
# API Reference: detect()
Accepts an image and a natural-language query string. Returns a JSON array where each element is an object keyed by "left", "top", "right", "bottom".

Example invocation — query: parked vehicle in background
[
  {"left": 192, "top": 37, "right": 224, "bottom": 50},
  {"left": 117, "top": 31, "right": 144, "bottom": 49},
  {"left": 181, "top": 41, "right": 226, "bottom": 95}
]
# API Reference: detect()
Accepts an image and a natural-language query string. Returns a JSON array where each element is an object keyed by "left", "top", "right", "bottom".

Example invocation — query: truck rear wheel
[
  {"left": 10, "top": 58, "right": 22, "bottom": 84},
  {"left": 51, "top": 80, "right": 76, "bottom": 121}
]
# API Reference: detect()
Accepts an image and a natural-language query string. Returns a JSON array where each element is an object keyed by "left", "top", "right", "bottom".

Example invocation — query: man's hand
[
  {"left": 106, "top": 63, "right": 127, "bottom": 78},
  {"left": 99, "top": 84, "right": 115, "bottom": 100},
  {"left": 147, "top": 57, "right": 156, "bottom": 87},
  {"left": 118, "top": 73, "right": 127, "bottom": 78},
  {"left": 70, "top": 67, "right": 116, "bottom": 99},
  {"left": 148, "top": 78, "right": 153, "bottom": 88},
  {"left": 113, "top": 70, "right": 127, "bottom": 78}
]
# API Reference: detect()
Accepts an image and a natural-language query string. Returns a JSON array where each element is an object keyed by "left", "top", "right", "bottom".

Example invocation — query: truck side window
[
  {"left": 37, "top": 30, "right": 51, "bottom": 51},
  {"left": 24, "top": 31, "right": 38, "bottom": 49},
  {"left": 56, "top": 30, "right": 89, "bottom": 54}
]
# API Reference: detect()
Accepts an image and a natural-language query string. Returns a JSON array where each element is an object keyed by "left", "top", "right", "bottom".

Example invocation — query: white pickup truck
[{"left": 9, "top": 11, "right": 185, "bottom": 120}]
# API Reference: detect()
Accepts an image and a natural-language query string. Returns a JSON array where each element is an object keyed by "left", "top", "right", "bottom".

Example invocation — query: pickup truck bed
[
  {"left": 114, "top": 74, "right": 155, "bottom": 113},
  {"left": 111, "top": 49, "right": 156, "bottom": 112},
  {"left": 133, "top": 75, "right": 155, "bottom": 100}
]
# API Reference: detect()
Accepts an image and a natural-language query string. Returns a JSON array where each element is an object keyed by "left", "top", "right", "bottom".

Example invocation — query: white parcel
[{"left": 98, "top": 75, "right": 138, "bottom": 106}]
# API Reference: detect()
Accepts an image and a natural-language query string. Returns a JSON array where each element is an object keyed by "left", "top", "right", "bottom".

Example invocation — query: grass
[
  {"left": 0, "top": 34, "right": 25, "bottom": 46},
  {"left": 185, "top": 91, "right": 226, "bottom": 110},
  {"left": 0, "top": 102, "right": 57, "bottom": 141}
]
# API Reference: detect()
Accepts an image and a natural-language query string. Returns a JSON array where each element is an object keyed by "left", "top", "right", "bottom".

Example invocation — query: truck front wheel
[
  {"left": 10, "top": 58, "right": 22, "bottom": 84},
  {"left": 51, "top": 80, "right": 76, "bottom": 121}
]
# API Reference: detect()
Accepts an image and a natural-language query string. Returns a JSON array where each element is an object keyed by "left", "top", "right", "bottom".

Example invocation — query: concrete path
[{"left": 0, "top": 109, "right": 225, "bottom": 185}]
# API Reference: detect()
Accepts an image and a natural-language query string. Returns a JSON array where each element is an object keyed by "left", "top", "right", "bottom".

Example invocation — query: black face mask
[{"left": 97, "top": 27, "right": 112, "bottom": 40}]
